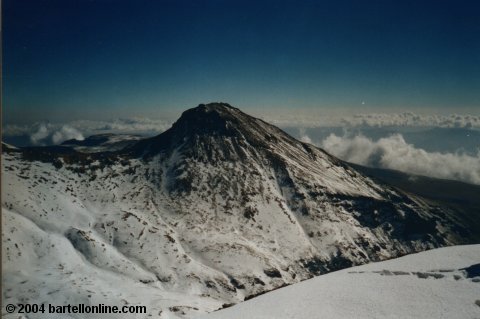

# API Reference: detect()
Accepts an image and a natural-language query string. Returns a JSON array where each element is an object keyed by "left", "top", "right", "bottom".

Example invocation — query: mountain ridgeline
[{"left": 2, "top": 103, "right": 478, "bottom": 318}]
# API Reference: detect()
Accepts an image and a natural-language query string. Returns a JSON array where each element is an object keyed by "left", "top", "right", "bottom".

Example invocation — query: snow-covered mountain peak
[
  {"left": 185, "top": 102, "right": 239, "bottom": 115},
  {"left": 171, "top": 102, "right": 245, "bottom": 137},
  {"left": 126, "top": 102, "right": 291, "bottom": 157},
  {"left": 2, "top": 103, "right": 478, "bottom": 318}
]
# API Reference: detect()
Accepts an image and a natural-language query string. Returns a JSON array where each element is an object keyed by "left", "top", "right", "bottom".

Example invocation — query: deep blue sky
[{"left": 3, "top": 0, "right": 480, "bottom": 123}]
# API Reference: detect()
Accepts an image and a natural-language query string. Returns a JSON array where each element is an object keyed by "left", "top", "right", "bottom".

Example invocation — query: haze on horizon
[{"left": 3, "top": 0, "right": 480, "bottom": 124}]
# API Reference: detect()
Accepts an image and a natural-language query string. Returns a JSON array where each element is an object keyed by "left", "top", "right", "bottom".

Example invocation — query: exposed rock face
[{"left": 2, "top": 103, "right": 475, "bottom": 318}]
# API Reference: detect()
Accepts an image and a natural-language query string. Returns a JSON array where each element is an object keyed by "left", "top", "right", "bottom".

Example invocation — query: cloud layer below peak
[
  {"left": 262, "top": 111, "right": 480, "bottom": 129},
  {"left": 321, "top": 133, "right": 480, "bottom": 185},
  {"left": 29, "top": 124, "right": 84, "bottom": 146},
  {"left": 3, "top": 118, "right": 172, "bottom": 146}
]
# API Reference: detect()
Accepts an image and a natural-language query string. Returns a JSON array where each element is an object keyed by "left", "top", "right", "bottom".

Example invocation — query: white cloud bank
[
  {"left": 29, "top": 124, "right": 84, "bottom": 146},
  {"left": 261, "top": 111, "right": 480, "bottom": 129},
  {"left": 3, "top": 118, "right": 172, "bottom": 146},
  {"left": 341, "top": 112, "right": 480, "bottom": 129},
  {"left": 321, "top": 133, "right": 480, "bottom": 185},
  {"left": 298, "top": 128, "right": 313, "bottom": 144},
  {"left": 69, "top": 117, "right": 172, "bottom": 135}
]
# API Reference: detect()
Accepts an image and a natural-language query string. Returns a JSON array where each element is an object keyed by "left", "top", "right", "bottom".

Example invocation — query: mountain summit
[
  {"left": 168, "top": 102, "right": 245, "bottom": 138},
  {"left": 2, "top": 103, "right": 477, "bottom": 318},
  {"left": 126, "top": 102, "right": 287, "bottom": 157},
  {"left": 169, "top": 102, "right": 264, "bottom": 138},
  {"left": 174, "top": 102, "right": 243, "bottom": 134}
]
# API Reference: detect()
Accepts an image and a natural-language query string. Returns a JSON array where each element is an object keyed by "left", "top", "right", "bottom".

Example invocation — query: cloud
[
  {"left": 257, "top": 111, "right": 480, "bottom": 130},
  {"left": 51, "top": 126, "right": 84, "bottom": 144},
  {"left": 69, "top": 117, "right": 172, "bottom": 135},
  {"left": 298, "top": 128, "right": 312, "bottom": 144},
  {"left": 2, "top": 124, "right": 33, "bottom": 136},
  {"left": 29, "top": 123, "right": 84, "bottom": 146},
  {"left": 3, "top": 117, "right": 172, "bottom": 146},
  {"left": 340, "top": 113, "right": 480, "bottom": 129},
  {"left": 30, "top": 124, "right": 51, "bottom": 145},
  {"left": 321, "top": 133, "right": 480, "bottom": 185}
]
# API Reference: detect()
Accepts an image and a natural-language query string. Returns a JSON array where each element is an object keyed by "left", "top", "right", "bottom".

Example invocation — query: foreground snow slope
[{"left": 200, "top": 245, "right": 480, "bottom": 319}]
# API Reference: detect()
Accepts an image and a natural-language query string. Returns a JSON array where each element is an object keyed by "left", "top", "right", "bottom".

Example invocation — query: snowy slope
[
  {"left": 2, "top": 208, "right": 218, "bottom": 319},
  {"left": 2, "top": 103, "right": 478, "bottom": 318},
  {"left": 200, "top": 245, "right": 480, "bottom": 319}
]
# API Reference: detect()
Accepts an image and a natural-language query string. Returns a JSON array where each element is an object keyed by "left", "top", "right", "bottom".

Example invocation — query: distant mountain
[
  {"left": 61, "top": 133, "right": 143, "bottom": 153},
  {"left": 2, "top": 103, "right": 478, "bottom": 318}
]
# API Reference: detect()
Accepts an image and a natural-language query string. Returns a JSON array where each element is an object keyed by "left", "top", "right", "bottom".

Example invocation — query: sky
[{"left": 3, "top": 0, "right": 480, "bottom": 124}]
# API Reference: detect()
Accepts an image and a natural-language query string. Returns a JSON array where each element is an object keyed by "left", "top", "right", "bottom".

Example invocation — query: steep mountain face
[{"left": 2, "top": 103, "right": 476, "bottom": 318}]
